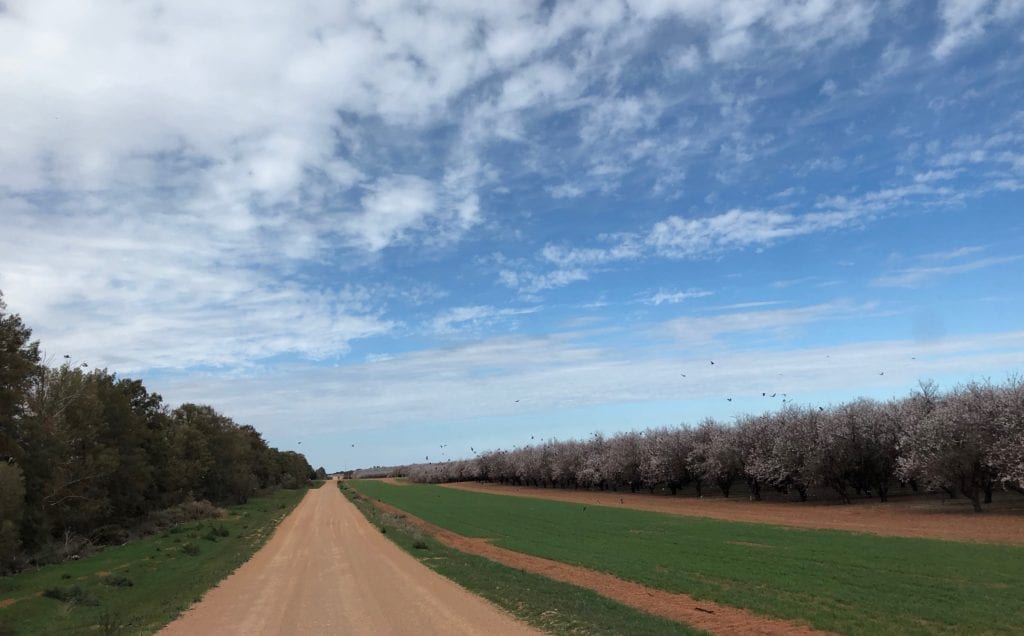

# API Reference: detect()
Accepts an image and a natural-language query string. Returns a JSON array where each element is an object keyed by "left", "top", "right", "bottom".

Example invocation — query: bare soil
[
  {"left": 443, "top": 482, "right": 1024, "bottom": 544},
  {"left": 371, "top": 499, "right": 831, "bottom": 636},
  {"left": 159, "top": 482, "right": 537, "bottom": 635}
]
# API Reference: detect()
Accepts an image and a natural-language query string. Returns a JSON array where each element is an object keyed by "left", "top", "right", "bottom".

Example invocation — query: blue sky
[{"left": 1, "top": 1, "right": 1022, "bottom": 471}]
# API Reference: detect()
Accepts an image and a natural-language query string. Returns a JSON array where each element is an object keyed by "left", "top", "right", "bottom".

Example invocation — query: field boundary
[
  {"left": 441, "top": 481, "right": 1024, "bottom": 544},
  {"left": 367, "top": 498, "right": 832, "bottom": 636}
]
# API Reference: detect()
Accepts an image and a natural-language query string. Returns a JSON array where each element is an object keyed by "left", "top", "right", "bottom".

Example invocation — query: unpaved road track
[{"left": 161, "top": 483, "right": 537, "bottom": 636}]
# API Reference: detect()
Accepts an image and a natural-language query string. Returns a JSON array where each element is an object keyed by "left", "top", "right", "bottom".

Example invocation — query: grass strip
[
  {"left": 348, "top": 480, "right": 1024, "bottom": 636},
  {"left": 339, "top": 481, "right": 704, "bottom": 636},
  {"left": 0, "top": 485, "right": 315, "bottom": 635}
]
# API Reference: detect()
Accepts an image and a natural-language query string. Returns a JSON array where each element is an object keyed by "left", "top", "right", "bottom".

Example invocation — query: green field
[
  {"left": 348, "top": 480, "right": 1024, "bottom": 635},
  {"left": 0, "top": 485, "right": 313, "bottom": 635},
  {"left": 339, "top": 481, "right": 704, "bottom": 635}
]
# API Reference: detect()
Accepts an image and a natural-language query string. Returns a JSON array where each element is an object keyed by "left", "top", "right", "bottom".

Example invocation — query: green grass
[
  {"left": 0, "top": 485, "right": 314, "bottom": 635},
  {"left": 348, "top": 480, "right": 1024, "bottom": 635},
  {"left": 339, "top": 482, "right": 704, "bottom": 636}
]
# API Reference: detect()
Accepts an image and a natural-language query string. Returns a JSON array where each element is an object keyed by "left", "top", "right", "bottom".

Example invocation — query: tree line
[
  {"left": 382, "top": 378, "right": 1024, "bottom": 513},
  {"left": 0, "top": 294, "right": 315, "bottom": 572}
]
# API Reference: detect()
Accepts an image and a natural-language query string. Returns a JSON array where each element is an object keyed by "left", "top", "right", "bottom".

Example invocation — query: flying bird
[
  {"left": 680, "top": 374, "right": 686, "bottom": 378},
  {"left": 770, "top": 393, "right": 777, "bottom": 398},
  {"left": 819, "top": 406, "right": 825, "bottom": 411},
  {"left": 762, "top": 392, "right": 766, "bottom": 397},
  {"left": 709, "top": 360, "right": 715, "bottom": 365},
  {"left": 514, "top": 399, "right": 520, "bottom": 403},
  {"left": 63, "top": 354, "right": 71, "bottom": 359},
  {"left": 879, "top": 371, "right": 885, "bottom": 375},
  {"left": 726, "top": 398, "right": 733, "bottom": 402}
]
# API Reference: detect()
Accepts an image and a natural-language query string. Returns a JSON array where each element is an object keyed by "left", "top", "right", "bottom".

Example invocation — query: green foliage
[
  {"left": 0, "top": 292, "right": 314, "bottom": 569},
  {"left": 0, "top": 464, "right": 25, "bottom": 570},
  {"left": 341, "top": 482, "right": 703, "bottom": 636},
  {"left": 42, "top": 585, "right": 99, "bottom": 606},
  {"left": 351, "top": 480, "right": 1024, "bottom": 635},
  {"left": 101, "top": 575, "right": 133, "bottom": 588},
  {"left": 0, "top": 486, "right": 308, "bottom": 634}
]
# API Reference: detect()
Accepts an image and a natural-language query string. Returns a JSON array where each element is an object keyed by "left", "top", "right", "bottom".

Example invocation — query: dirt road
[{"left": 160, "top": 482, "right": 537, "bottom": 636}]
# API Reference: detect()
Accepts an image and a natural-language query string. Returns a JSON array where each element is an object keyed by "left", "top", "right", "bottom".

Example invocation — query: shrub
[
  {"left": 103, "top": 575, "right": 133, "bottom": 587},
  {"left": 181, "top": 542, "right": 200, "bottom": 556},
  {"left": 42, "top": 585, "right": 99, "bottom": 606},
  {"left": 202, "top": 525, "right": 230, "bottom": 542}
]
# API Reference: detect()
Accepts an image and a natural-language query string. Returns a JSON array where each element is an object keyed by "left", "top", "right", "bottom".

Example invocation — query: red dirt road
[
  {"left": 160, "top": 482, "right": 537, "bottom": 636},
  {"left": 443, "top": 482, "right": 1024, "bottom": 544}
]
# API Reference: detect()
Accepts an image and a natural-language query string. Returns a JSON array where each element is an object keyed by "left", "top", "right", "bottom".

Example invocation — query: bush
[
  {"left": 42, "top": 585, "right": 99, "bottom": 606},
  {"left": 412, "top": 539, "right": 429, "bottom": 550},
  {"left": 202, "top": 524, "right": 230, "bottom": 542},
  {"left": 103, "top": 574, "right": 133, "bottom": 587},
  {"left": 181, "top": 542, "right": 200, "bottom": 556}
]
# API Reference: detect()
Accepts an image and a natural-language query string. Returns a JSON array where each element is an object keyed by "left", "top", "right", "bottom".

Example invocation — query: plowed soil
[
  {"left": 442, "top": 482, "right": 1024, "bottom": 544},
  {"left": 160, "top": 482, "right": 537, "bottom": 636}
]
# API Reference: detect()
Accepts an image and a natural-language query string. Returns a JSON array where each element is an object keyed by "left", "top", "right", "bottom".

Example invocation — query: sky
[{"left": 1, "top": 0, "right": 1023, "bottom": 471}]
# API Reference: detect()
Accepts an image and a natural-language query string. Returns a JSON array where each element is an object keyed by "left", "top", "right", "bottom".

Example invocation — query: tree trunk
[
  {"left": 748, "top": 480, "right": 762, "bottom": 501},
  {"left": 796, "top": 485, "right": 808, "bottom": 502},
  {"left": 984, "top": 479, "right": 994, "bottom": 504},
  {"left": 961, "top": 481, "right": 983, "bottom": 513}
]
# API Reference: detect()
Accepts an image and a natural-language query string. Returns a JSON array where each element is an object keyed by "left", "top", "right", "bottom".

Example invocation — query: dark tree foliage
[{"left": 0, "top": 294, "right": 312, "bottom": 572}]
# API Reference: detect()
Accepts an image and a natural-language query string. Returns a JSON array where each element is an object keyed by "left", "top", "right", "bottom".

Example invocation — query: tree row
[
  {"left": 389, "top": 378, "right": 1024, "bottom": 513},
  {"left": 0, "top": 294, "right": 315, "bottom": 572}
]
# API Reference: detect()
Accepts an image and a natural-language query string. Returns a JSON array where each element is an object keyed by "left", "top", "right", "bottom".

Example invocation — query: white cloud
[
  {"left": 340, "top": 175, "right": 472, "bottom": 252},
  {"left": 430, "top": 305, "right": 541, "bottom": 335},
  {"left": 548, "top": 183, "right": 585, "bottom": 199},
  {"left": 644, "top": 289, "right": 714, "bottom": 305},
  {"left": 932, "top": 0, "right": 1024, "bottom": 58},
  {"left": 660, "top": 301, "right": 870, "bottom": 345},
  {"left": 154, "top": 326, "right": 1024, "bottom": 438},
  {"left": 0, "top": 202, "right": 393, "bottom": 371},
  {"left": 645, "top": 208, "right": 858, "bottom": 258},
  {"left": 499, "top": 268, "right": 590, "bottom": 295},
  {"left": 873, "top": 255, "right": 1023, "bottom": 287}
]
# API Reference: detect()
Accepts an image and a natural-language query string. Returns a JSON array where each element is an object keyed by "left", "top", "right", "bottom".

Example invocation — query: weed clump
[
  {"left": 103, "top": 574, "right": 133, "bottom": 588},
  {"left": 202, "top": 525, "right": 230, "bottom": 542},
  {"left": 42, "top": 585, "right": 99, "bottom": 606}
]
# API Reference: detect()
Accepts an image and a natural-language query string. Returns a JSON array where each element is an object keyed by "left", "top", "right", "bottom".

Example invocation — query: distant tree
[
  {"left": 690, "top": 420, "right": 743, "bottom": 497},
  {"left": 899, "top": 382, "right": 1001, "bottom": 512},
  {"left": 0, "top": 293, "right": 41, "bottom": 435},
  {"left": 0, "top": 462, "right": 25, "bottom": 570},
  {"left": 988, "top": 377, "right": 1024, "bottom": 495}
]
